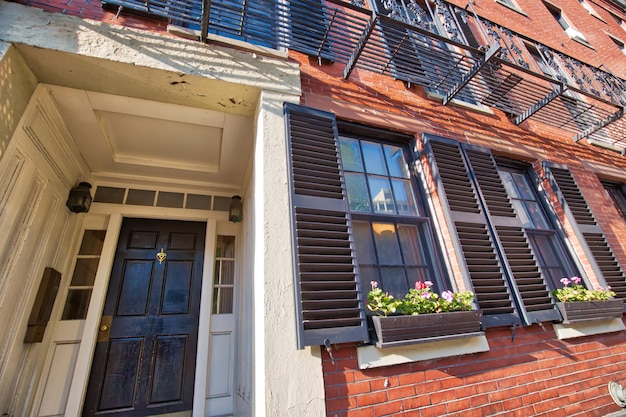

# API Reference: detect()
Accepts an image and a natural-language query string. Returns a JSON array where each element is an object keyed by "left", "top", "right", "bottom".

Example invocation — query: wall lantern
[
  {"left": 229, "top": 195, "right": 243, "bottom": 223},
  {"left": 66, "top": 182, "right": 93, "bottom": 213}
]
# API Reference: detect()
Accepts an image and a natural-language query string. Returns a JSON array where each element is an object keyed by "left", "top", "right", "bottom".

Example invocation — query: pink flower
[
  {"left": 442, "top": 290, "right": 454, "bottom": 302},
  {"left": 421, "top": 291, "right": 432, "bottom": 299},
  {"left": 370, "top": 281, "right": 378, "bottom": 289},
  {"left": 571, "top": 276, "right": 582, "bottom": 284},
  {"left": 425, "top": 281, "right": 433, "bottom": 287},
  {"left": 415, "top": 281, "right": 426, "bottom": 290},
  {"left": 560, "top": 278, "right": 571, "bottom": 286}
]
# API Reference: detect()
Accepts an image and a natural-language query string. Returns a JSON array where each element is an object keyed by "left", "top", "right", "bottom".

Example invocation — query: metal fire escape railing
[{"left": 104, "top": 0, "right": 626, "bottom": 151}]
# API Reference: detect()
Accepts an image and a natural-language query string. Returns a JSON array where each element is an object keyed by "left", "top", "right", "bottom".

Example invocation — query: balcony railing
[{"left": 104, "top": 0, "right": 626, "bottom": 152}]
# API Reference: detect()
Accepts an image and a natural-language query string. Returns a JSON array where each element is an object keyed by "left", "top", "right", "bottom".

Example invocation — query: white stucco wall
[
  {"left": 0, "top": 42, "right": 37, "bottom": 161},
  {"left": 254, "top": 90, "right": 326, "bottom": 417}
]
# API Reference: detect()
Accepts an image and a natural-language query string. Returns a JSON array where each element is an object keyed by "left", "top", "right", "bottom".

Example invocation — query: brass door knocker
[{"left": 156, "top": 248, "right": 167, "bottom": 264}]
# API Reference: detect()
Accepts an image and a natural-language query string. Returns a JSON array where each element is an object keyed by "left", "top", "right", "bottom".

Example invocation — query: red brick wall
[
  {"left": 323, "top": 326, "right": 626, "bottom": 417},
  {"left": 289, "top": 2, "right": 626, "bottom": 412}
]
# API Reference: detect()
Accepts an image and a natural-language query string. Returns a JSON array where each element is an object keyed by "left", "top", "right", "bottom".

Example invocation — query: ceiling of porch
[{"left": 17, "top": 45, "right": 257, "bottom": 193}]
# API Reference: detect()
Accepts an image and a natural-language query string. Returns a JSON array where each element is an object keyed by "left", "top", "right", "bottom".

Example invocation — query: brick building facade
[{"left": 1, "top": 0, "right": 626, "bottom": 415}]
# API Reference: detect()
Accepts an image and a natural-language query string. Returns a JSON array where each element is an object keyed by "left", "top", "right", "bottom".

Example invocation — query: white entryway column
[{"left": 252, "top": 90, "right": 326, "bottom": 417}]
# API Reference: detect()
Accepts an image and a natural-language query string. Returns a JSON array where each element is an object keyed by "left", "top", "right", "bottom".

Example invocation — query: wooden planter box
[
  {"left": 371, "top": 310, "right": 483, "bottom": 348},
  {"left": 555, "top": 299, "right": 624, "bottom": 324}
]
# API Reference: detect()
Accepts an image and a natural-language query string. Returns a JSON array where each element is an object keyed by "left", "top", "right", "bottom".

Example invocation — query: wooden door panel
[
  {"left": 83, "top": 218, "right": 205, "bottom": 417},
  {"left": 169, "top": 232, "right": 197, "bottom": 250},
  {"left": 99, "top": 338, "right": 143, "bottom": 410},
  {"left": 162, "top": 261, "right": 193, "bottom": 315},
  {"left": 150, "top": 335, "right": 187, "bottom": 403},
  {"left": 117, "top": 260, "right": 153, "bottom": 316}
]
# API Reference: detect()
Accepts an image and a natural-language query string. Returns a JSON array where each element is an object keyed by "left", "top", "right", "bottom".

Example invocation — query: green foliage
[
  {"left": 367, "top": 281, "right": 475, "bottom": 317},
  {"left": 552, "top": 276, "right": 615, "bottom": 302}
]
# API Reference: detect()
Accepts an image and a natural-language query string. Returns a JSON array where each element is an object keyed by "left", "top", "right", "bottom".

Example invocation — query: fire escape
[{"left": 105, "top": 0, "right": 626, "bottom": 152}]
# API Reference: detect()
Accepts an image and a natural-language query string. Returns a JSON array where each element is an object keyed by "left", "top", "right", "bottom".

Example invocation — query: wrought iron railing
[{"left": 104, "top": 0, "right": 626, "bottom": 151}]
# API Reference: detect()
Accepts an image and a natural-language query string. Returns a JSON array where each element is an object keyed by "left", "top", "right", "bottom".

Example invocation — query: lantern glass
[
  {"left": 229, "top": 195, "right": 243, "bottom": 223},
  {"left": 66, "top": 182, "right": 93, "bottom": 213}
]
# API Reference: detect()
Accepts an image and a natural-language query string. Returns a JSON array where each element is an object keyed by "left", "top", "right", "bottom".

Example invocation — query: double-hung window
[
  {"left": 338, "top": 135, "right": 446, "bottom": 299},
  {"left": 497, "top": 159, "right": 580, "bottom": 289}
]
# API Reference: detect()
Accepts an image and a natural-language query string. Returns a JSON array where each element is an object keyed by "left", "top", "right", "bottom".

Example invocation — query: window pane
[
  {"left": 392, "top": 179, "right": 419, "bottom": 216},
  {"left": 511, "top": 199, "right": 532, "bottom": 228},
  {"left": 362, "top": 141, "right": 388, "bottom": 175},
  {"left": 512, "top": 172, "right": 535, "bottom": 200},
  {"left": 216, "top": 235, "right": 236, "bottom": 258},
  {"left": 353, "top": 222, "right": 377, "bottom": 264},
  {"left": 360, "top": 267, "right": 380, "bottom": 289},
  {"left": 339, "top": 137, "right": 364, "bottom": 172},
  {"left": 406, "top": 267, "right": 431, "bottom": 287},
  {"left": 369, "top": 176, "right": 395, "bottom": 214},
  {"left": 372, "top": 223, "right": 402, "bottom": 264},
  {"left": 526, "top": 202, "right": 549, "bottom": 229},
  {"left": 379, "top": 267, "right": 408, "bottom": 299},
  {"left": 345, "top": 173, "right": 371, "bottom": 212},
  {"left": 70, "top": 258, "right": 100, "bottom": 286},
  {"left": 397, "top": 224, "right": 425, "bottom": 265},
  {"left": 500, "top": 171, "right": 518, "bottom": 198},
  {"left": 384, "top": 145, "right": 409, "bottom": 178},
  {"left": 61, "top": 289, "right": 92, "bottom": 320},
  {"left": 79, "top": 230, "right": 106, "bottom": 255}
]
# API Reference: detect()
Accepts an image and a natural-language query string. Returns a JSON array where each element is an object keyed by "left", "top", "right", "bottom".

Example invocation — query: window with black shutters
[
  {"left": 497, "top": 159, "right": 580, "bottom": 290},
  {"left": 423, "top": 135, "right": 561, "bottom": 327},
  {"left": 337, "top": 134, "right": 448, "bottom": 300},
  {"left": 546, "top": 165, "right": 626, "bottom": 300}
]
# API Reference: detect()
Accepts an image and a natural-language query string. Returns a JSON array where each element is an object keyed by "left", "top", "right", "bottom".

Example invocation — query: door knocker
[{"left": 156, "top": 248, "right": 167, "bottom": 264}]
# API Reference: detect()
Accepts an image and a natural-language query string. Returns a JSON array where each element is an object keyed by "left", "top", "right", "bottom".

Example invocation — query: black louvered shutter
[
  {"left": 545, "top": 165, "right": 626, "bottom": 301},
  {"left": 284, "top": 103, "right": 369, "bottom": 349},
  {"left": 465, "top": 149, "right": 559, "bottom": 324},
  {"left": 425, "top": 137, "right": 519, "bottom": 327},
  {"left": 424, "top": 136, "right": 559, "bottom": 327}
]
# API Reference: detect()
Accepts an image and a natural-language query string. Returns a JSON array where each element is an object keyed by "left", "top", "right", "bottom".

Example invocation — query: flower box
[
  {"left": 371, "top": 310, "right": 483, "bottom": 348},
  {"left": 555, "top": 299, "right": 624, "bottom": 324}
]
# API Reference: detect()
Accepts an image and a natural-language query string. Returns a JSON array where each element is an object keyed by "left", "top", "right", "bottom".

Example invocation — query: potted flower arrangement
[
  {"left": 552, "top": 276, "right": 623, "bottom": 323},
  {"left": 367, "top": 281, "right": 482, "bottom": 348}
]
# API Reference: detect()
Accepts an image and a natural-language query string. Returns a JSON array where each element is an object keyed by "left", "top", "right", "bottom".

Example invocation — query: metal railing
[{"left": 104, "top": 0, "right": 626, "bottom": 150}]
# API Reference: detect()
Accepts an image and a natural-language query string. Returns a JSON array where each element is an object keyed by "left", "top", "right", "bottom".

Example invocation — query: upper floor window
[
  {"left": 601, "top": 179, "right": 626, "bottom": 220},
  {"left": 339, "top": 135, "right": 447, "bottom": 299},
  {"left": 608, "top": 33, "right": 626, "bottom": 54},
  {"left": 543, "top": 1, "right": 591, "bottom": 45},
  {"left": 578, "top": 0, "right": 604, "bottom": 21},
  {"left": 371, "top": 0, "right": 481, "bottom": 106}
]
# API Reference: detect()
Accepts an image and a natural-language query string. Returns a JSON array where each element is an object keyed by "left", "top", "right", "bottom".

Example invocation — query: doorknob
[{"left": 97, "top": 315, "right": 112, "bottom": 343}]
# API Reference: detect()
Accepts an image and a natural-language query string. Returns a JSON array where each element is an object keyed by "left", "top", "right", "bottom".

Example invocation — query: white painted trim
[
  {"left": 193, "top": 218, "right": 217, "bottom": 417},
  {"left": 65, "top": 213, "right": 122, "bottom": 417},
  {"left": 552, "top": 318, "right": 626, "bottom": 339},
  {"left": 357, "top": 335, "right": 490, "bottom": 369}
]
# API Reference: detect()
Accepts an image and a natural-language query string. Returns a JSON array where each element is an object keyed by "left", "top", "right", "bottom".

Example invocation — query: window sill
[
  {"left": 356, "top": 333, "right": 489, "bottom": 369},
  {"left": 426, "top": 91, "right": 494, "bottom": 116},
  {"left": 552, "top": 317, "right": 625, "bottom": 340},
  {"left": 494, "top": 0, "right": 528, "bottom": 17}
]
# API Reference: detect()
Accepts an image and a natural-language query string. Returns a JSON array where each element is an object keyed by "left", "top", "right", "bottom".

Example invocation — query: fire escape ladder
[
  {"left": 343, "top": 12, "right": 378, "bottom": 80},
  {"left": 575, "top": 107, "right": 625, "bottom": 142},
  {"left": 443, "top": 42, "right": 500, "bottom": 105},
  {"left": 512, "top": 83, "right": 567, "bottom": 125}
]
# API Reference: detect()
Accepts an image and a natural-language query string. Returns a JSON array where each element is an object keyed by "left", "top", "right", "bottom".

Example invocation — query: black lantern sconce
[
  {"left": 66, "top": 182, "right": 93, "bottom": 213},
  {"left": 229, "top": 195, "right": 243, "bottom": 223}
]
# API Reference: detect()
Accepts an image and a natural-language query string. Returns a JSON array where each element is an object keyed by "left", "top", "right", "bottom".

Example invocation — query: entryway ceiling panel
[{"left": 46, "top": 85, "right": 254, "bottom": 191}]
